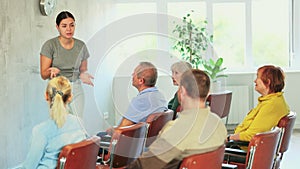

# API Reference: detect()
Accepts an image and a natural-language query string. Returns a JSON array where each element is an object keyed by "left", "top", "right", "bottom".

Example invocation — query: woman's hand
[
  {"left": 47, "top": 67, "right": 60, "bottom": 79},
  {"left": 228, "top": 134, "right": 240, "bottom": 141},
  {"left": 80, "top": 72, "right": 94, "bottom": 86}
]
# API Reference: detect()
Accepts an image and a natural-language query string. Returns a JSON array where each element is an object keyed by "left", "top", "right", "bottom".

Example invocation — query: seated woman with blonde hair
[{"left": 10, "top": 76, "right": 87, "bottom": 169}]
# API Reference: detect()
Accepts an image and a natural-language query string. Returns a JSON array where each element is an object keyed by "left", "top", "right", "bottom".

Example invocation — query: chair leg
[{"left": 225, "top": 116, "right": 229, "bottom": 127}]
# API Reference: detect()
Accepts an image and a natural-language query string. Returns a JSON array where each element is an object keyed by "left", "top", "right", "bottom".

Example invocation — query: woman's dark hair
[{"left": 56, "top": 11, "right": 75, "bottom": 26}]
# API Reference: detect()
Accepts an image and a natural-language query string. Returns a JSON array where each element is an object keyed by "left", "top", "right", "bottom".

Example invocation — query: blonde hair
[{"left": 46, "top": 76, "right": 72, "bottom": 128}]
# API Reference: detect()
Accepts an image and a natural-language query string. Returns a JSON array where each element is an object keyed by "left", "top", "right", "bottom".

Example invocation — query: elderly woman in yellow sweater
[{"left": 228, "top": 65, "right": 289, "bottom": 142}]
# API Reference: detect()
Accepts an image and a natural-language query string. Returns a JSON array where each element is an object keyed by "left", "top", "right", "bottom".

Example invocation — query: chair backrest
[
  {"left": 179, "top": 145, "right": 225, "bottom": 169},
  {"left": 145, "top": 110, "right": 174, "bottom": 147},
  {"left": 207, "top": 90, "right": 232, "bottom": 118},
  {"left": 108, "top": 122, "right": 148, "bottom": 168},
  {"left": 57, "top": 136, "right": 100, "bottom": 169},
  {"left": 245, "top": 127, "right": 281, "bottom": 169},
  {"left": 277, "top": 111, "right": 296, "bottom": 153}
]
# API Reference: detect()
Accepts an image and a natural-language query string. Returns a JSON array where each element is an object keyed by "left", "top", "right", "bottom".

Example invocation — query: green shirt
[
  {"left": 40, "top": 37, "right": 90, "bottom": 82},
  {"left": 168, "top": 92, "right": 180, "bottom": 119}
]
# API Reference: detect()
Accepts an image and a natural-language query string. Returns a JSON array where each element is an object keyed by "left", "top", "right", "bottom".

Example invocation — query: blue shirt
[
  {"left": 122, "top": 87, "right": 168, "bottom": 123},
  {"left": 10, "top": 114, "right": 87, "bottom": 169}
]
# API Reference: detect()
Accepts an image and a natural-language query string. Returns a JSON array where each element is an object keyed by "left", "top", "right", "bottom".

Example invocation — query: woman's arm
[
  {"left": 40, "top": 55, "right": 52, "bottom": 80},
  {"left": 79, "top": 60, "right": 94, "bottom": 86},
  {"left": 40, "top": 55, "right": 60, "bottom": 80}
]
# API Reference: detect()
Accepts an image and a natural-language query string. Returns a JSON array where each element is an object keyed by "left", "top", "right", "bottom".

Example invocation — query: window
[
  {"left": 252, "top": 0, "right": 290, "bottom": 68},
  {"left": 213, "top": 2, "right": 246, "bottom": 70},
  {"left": 114, "top": 0, "right": 295, "bottom": 71}
]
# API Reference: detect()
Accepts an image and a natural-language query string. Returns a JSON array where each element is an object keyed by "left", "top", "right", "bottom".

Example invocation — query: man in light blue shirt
[
  {"left": 100, "top": 62, "right": 168, "bottom": 136},
  {"left": 117, "top": 62, "right": 168, "bottom": 127},
  {"left": 122, "top": 86, "right": 167, "bottom": 124}
]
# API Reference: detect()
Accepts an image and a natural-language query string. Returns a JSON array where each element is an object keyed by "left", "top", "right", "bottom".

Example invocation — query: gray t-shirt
[{"left": 40, "top": 37, "right": 90, "bottom": 82}]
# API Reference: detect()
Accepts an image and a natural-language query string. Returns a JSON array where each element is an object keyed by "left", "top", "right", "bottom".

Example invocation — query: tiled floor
[{"left": 280, "top": 130, "right": 300, "bottom": 169}]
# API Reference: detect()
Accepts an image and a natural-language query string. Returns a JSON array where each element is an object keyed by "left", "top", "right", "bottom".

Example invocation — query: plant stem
[{"left": 189, "top": 29, "right": 192, "bottom": 63}]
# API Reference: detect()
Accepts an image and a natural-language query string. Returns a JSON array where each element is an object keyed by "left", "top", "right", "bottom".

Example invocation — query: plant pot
[{"left": 211, "top": 80, "right": 222, "bottom": 93}]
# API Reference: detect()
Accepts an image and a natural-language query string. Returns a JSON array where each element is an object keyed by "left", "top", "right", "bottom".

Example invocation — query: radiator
[{"left": 225, "top": 85, "right": 250, "bottom": 124}]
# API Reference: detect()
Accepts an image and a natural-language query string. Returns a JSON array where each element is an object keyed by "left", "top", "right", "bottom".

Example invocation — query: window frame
[{"left": 115, "top": 0, "right": 298, "bottom": 72}]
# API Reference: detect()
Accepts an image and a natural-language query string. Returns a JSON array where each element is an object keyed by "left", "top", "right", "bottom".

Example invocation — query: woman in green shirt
[{"left": 168, "top": 61, "right": 192, "bottom": 119}]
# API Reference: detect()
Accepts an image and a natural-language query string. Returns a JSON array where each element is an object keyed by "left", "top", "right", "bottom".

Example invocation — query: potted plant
[
  {"left": 172, "top": 10, "right": 213, "bottom": 69},
  {"left": 203, "top": 57, "right": 227, "bottom": 82},
  {"left": 203, "top": 57, "right": 227, "bottom": 92},
  {"left": 172, "top": 10, "right": 228, "bottom": 92}
]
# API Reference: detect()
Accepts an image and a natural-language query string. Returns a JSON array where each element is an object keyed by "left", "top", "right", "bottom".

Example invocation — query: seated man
[
  {"left": 98, "top": 61, "right": 168, "bottom": 137},
  {"left": 126, "top": 69, "right": 227, "bottom": 169}
]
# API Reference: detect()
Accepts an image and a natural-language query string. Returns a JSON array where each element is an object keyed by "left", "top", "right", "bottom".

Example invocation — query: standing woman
[{"left": 40, "top": 11, "right": 93, "bottom": 118}]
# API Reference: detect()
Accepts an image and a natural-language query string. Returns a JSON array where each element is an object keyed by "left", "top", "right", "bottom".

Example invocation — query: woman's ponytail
[{"left": 46, "top": 76, "right": 72, "bottom": 128}]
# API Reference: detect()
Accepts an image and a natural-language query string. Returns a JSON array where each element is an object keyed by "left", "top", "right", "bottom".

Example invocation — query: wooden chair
[
  {"left": 206, "top": 90, "right": 232, "bottom": 125},
  {"left": 96, "top": 122, "right": 148, "bottom": 169},
  {"left": 57, "top": 136, "right": 100, "bottom": 169},
  {"left": 224, "top": 127, "right": 281, "bottom": 169},
  {"left": 145, "top": 109, "right": 173, "bottom": 147},
  {"left": 273, "top": 111, "right": 296, "bottom": 169},
  {"left": 179, "top": 145, "right": 225, "bottom": 169}
]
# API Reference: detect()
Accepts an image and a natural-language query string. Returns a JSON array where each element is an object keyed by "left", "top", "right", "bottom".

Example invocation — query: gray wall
[
  {"left": 0, "top": 0, "right": 113, "bottom": 167},
  {"left": 1, "top": 0, "right": 300, "bottom": 168}
]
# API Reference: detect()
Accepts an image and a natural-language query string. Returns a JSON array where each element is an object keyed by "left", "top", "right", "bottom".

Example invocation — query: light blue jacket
[{"left": 10, "top": 114, "right": 87, "bottom": 169}]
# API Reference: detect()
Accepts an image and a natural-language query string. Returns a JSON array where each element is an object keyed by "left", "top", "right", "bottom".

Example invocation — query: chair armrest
[
  {"left": 222, "top": 163, "right": 238, "bottom": 169},
  {"left": 224, "top": 148, "right": 247, "bottom": 159},
  {"left": 99, "top": 135, "right": 112, "bottom": 150},
  {"left": 227, "top": 140, "right": 249, "bottom": 147},
  {"left": 231, "top": 140, "right": 249, "bottom": 146},
  {"left": 100, "top": 141, "right": 111, "bottom": 149}
]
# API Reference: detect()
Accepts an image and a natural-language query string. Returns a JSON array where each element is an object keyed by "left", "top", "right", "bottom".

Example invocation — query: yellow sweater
[{"left": 234, "top": 92, "right": 289, "bottom": 141}]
